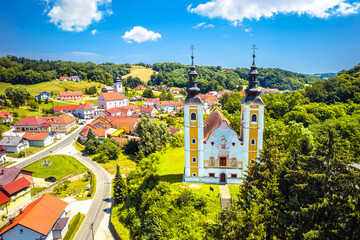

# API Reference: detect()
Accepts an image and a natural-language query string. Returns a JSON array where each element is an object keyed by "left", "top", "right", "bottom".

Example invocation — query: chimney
[
  {"left": 9, "top": 217, "right": 14, "bottom": 223},
  {"left": 19, "top": 208, "right": 23, "bottom": 214}
]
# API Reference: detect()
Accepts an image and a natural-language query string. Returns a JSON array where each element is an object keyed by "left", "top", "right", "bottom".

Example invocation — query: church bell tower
[
  {"left": 184, "top": 46, "right": 204, "bottom": 180},
  {"left": 240, "top": 45, "right": 265, "bottom": 165},
  {"left": 113, "top": 71, "right": 123, "bottom": 94}
]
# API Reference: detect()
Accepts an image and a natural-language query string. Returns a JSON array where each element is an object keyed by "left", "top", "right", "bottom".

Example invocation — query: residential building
[
  {"left": 155, "top": 101, "right": 182, "bottom": 113},
  {"left": 168, "top": 127, "right": 182, "bottom": 135},
  {"left": 0, "top": 111, "right": 13, "bottom": 123},
  {"left": 216, "top": 90, "right": 234, "bottom": 98},
  {"left": 135, "top": 85, "right": 145, "bottom": 90},
  {"left": 143, "top": 98, "right": 159, "bottom": 106},
  {"left": 0, "top": 147, "right": 6, "bottom": 164},
  {"left": 103, "top": 107, "right": 132, "bottom": 117},
  {"left": 0, "top": 177, "right": 32, "bottom": 215},
  {"left": 261, "top": 88, "right": 280, "bottom": 94},
  {"left": 108, "top": 116, "right": 138, "bottom": 135},
  {"left": 22, "top": 132, "right": 54, "bottom": 147},
  {"left": 0, "top": 166, "right": 34, "bottom": 187},
  {"left": 140, "top": 105, "right": 157, "bottom": 117},
  {"left": 59, "top": 77, "right": 70, "bottom": 81},
  {"left": 74, "top": 102, "right": 97, "bottom": 119},
  {"left": 35, "top": 91, "right": 51, "bottom": 100},
  {"left": 15, "top": 114, "right": 77, "bottom": 134},
  {"left": 51, "top": 105, "right": 80, "bottom": 115},
  {"left": 98, "top": 92, "right": 128, "bottom": 109},
  {"left": 129, "top": 96, "right": 142, "bottom": 102},
  {"left": 183, "top": 53, "right": 265, "bottom": 185},
  {"left": 0, "top": 194, "right": 69, "bottom": 240},
  {"left": 0, "top": 137, "right": 29, "bottom": 153},
  {"left": 70, "top": 75, "right": 80, "bottom": 82},
  {"left": 59, "top": 91, "right": 83, "bottom": 101},
  {"left": 79, "top": 116, "right": 112, "bottom": 141}
]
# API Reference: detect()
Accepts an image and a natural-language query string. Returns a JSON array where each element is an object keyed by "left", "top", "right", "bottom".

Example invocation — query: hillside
[{"left": 122, "top": 65, "right": 156, "bottom": 83}]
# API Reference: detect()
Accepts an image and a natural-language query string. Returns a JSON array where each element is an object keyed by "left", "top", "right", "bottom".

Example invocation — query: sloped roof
[
  {"left": 199, "top": 94, "right": 218, "bottom": 102},
  {"left": 111, "top": 137, "right": 129, "bottom": 147},
  {"left": 168, "top": 127, "right": 182, "bottom": 135},
  {"left": 77, "top": 102, "right": 96, "bottom": 110},
  {"left": 100, "top": 92, "right": 127, "bottom": 101},
  {"left": 59, "top": 91, "right": 83, "bottom": 96},
  {"left": 204, "top": 109, "right": 231, "bottom": 139},
  {"left": 156, "top": 101, "right": 182, "bottom": 107},
  {"left": 2, "top": 177, "right": 31, "bottom": 195},
  {"left": 0, "top": 194, "right": 68, "bottom": 236},
  {"left": 0, "top": 146, "right": 6, "bottom": 155},
  {"left": 59, "top": 77, "right": 70, "bottom": 80},
  {"left": 0, "top": 137, "right": 24, "bottom": 147},
  {"left": 23, "top": 132, "right": 50, "bottom": 141},
  {"left": 108, "top": 116, "right": 138, "bottom": 126},
  {"left": 135, "top": 85, "right": 145, "bottom": 89},
  {"left": 144, "top": 98, "right": 159, "bottom": 102},
  {"left": 0, "top": 191, "right": 11, "bottom": 206},
  {"left": 52, "top": 105, "right": 80, "bottom": 112},
  {"left": 140, "top": 105, "right": 155, "bottom": 113},
  {"left": 0, "top": 111, "right": 12, "bottom": 119},
  {"left": 15, "top": 116, "right": 47, "bottom": 126},
  {"left": 48, "top": 114, "right": 77, "bottom": 125},
  {"left": 0, "top": 166, "right": 21, "bottom": 186},
  {"left": 53, "top": 218, "right": 69, "bottom": 231}
]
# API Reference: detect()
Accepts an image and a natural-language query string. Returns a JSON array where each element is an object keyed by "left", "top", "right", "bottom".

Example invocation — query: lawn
[
  {"left": 98, "top": 152, "right": 137, "bottom": 175},
  {"left": 122, "top": 65, "right": 156, "bottom": 83},
  {"left": 22, "top": 154, "right": 88, "bottom": 180},
  {"left": 158, "top": 147, "right": 185, "bottom": 183}
]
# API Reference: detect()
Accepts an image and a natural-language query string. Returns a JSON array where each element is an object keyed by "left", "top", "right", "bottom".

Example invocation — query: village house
[
  {"left": 74, "top": 102, "right": 97, "bottom": 119},
  {"left": 15, "top": 114, "right": 77, "bottom": 133},
  {"left": 129, "top": 96, "right": 143, "bottom": 102},
  {"left": 168, "top": 127, "right": 183, "bottom": 135},
  {"left": 140, "top": 105, "right": 157, "bottom": 117},
  {"left": 59, "top": 77, "right": 70, "bottom": 81},
  {"left": 261, "top": 88, "right": 280, "bottom": 94},
  {"left": 0, "top": 111, "right": 13, "bottom": 123},
  {"left": 35, "top": 91, "right": 51, "bottom": 100},
  {"left": 143, "top": 98, "right": 160, "bottom": 106},
  {"left": 0, "top": 146, "right": 6, "bottom": 164},
  {"left": 70, "top": 75, "right": 80, "bottom": 82},
  {"left": 216, "top": 90, "right": 234, "bottom": 98},
  {"left": 155, "top": 101, "right": 183, "bottom": 113},
  {"left": 0, "top": 177, "right": 32, "bottom": 216},
  {"left": 98, "top": 92, "right": 128, "bottom": 109},
  {"left": 0, "top": 166, "right": 34, "bottom": 187},
  {"left": 135, "top": 85, "right": 145, "bottom": 90},
  {"left": 79, "top": 116, "right": 112, "bottom": 141},
  {"left": 22, "top": 132, "right": 54, "bottom": 147},
  {"left": 51, "top": 105, "right": 80, "bottom": 115},
  {"left": 59, "top": 91, "right": 83, "bottom": 101},
  {"left": 103, "top": 107, "right": 132, "bottom": 117},
  {"left": 107, "top": 116, "right": 138, "bottom": 135},
  {"left": 0, "top": 137, "right": 29, "bottom": 153},
  {"left": 0, "top": 194, "right": 69, "bottom": 240}
]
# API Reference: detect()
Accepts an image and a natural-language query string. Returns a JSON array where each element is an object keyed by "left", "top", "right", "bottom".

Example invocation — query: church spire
[
  {"left": 185, "top": 45, "right": 202, "bottom": 104},
  {"left": 114, "top": 71, "right": 121, "bottom": 83},
  {"left": 242, "top": 44, "right": 264, "bottom": 105}
]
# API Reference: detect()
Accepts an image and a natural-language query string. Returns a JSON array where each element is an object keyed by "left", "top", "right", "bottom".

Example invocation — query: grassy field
[
  {"left": 98, "top": 152, "right": 137, "bottom": 175},
  {"left": 123, "top": 65, "right": 156, "bottom": 83},
  {"left": 0, "top": 80, "right": 104, "bottom": 96},
  {"left": 56, "top": 177, "right": 91, "bottom": 199},
  {"left": 158, "top": 147, "right": 184, "bottom": 183},
  {"left": 22, "top": 154, "right": 88, "bottom": 180}
]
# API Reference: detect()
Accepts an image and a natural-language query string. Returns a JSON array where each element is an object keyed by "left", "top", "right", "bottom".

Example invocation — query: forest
[
  {"left": 110, "top": 63, "right": 360, "bottom": 239},
  {"left": 149, "top": 62, "right": 319, "bottom": 92}
]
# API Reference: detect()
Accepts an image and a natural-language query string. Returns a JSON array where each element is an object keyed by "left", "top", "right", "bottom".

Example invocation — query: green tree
[
  {"left": 113, "top": 164, "right": 127, "bottom": 204},
  {"left": 142, "top": 88, "right": 154, "bottom": 98}
]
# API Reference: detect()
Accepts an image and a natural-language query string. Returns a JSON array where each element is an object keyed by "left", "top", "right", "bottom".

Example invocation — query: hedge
[
  {"left": 63, "top": 212, "right": 85, "bottom": 240},
  {"left": 87, "top": 171, "right": 96, "bottom": 198}
]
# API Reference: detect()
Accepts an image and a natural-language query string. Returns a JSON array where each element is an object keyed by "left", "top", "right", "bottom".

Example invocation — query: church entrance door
[{"left": 220, "top": 173, "right": 226, "bottom": 183}]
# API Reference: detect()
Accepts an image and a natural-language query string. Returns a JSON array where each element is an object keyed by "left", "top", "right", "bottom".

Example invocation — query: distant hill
[
  {"left": 308, "top": 73, "right": 337, "bottom": 80},
  {"left": 123, "top": 65, "right": 156, "bottom": 83}
]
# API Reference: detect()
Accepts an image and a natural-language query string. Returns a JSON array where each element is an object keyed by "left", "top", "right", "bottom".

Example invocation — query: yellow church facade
[{"left": 184, "top": 51, "right": 265, "bottom": 184}]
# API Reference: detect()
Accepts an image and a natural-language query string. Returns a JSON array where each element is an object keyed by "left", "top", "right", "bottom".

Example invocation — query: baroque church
[
  {"left": 98, "top": 72, "right": 128, "bottom": 109},
  {"left": 183, "top": 51, "right": 265, "bottom": 184}
]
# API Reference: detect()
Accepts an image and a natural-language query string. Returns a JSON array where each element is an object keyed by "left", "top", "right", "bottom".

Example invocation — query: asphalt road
[
  {"left": 72, "top": 152, "right": 112, "bottom": 240},
  {"left": 13, "top": 126, "right": 85, "bottom": 169}
]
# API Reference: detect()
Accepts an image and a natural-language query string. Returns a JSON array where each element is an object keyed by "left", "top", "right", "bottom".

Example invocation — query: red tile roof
[
  {"left": 59, "top": 77, "right": 70, "bottom": 80},
  {"left": 168, "top": 127, "right": 182, "bottom": 135},
  {"left": 16, "top": 114, "right": 76, "bottom": 127},
  {"left": 144, "top": 98, "right": 159, "bottom": 102},
  {"left": 77, "top": 102, "right": 95, "bottom": 110},
  {"left": 108, "top": 116, "right": 138, "bottom": 126},
  {"left": 71, "top": 76, "right": 79, "bottom": 78},
  {"left": 15, "top": 116, "right": 47, "bottom": 126},
  {"left": 217, "top": 91, "right": 233, "bottom": 95},
  {"left": 100, "top": 92, "right": 127, "bottom": 101},
  {"left": 156, "top": 101, "right": 182, "bottom": 107},
  {"left": 23, "top": 132, "right": 50, "bottom": 141},
  {"left": 140, "top": 105, "right": 155, "bottom": 113},
  {"left": 204, "top": 109, "right": 231, "bottom": 140},
  {"left": 0, "top": 146, "right": 6, "bottom": 155},
  {"left": 0, "top": 111, "right": 12, "bottom": 119},
  {"left": 135, "top": 85, "right": 145, "bottom": 90},
  {"left": 111, "top": 137, "right": 129, "bottom": 147},
  {"left": 48, "top": 114, "right": 77, "bottom": 125},
  {"left": 59, "top": 91, "right": 83, "bottom": 97},
  {"left": 199, "top": 94, "right": 218, "bottom": 102},
  {"left": 52, "top": 105, "right": 80, "bottom": 112},
  {"left": 0, "top": 191, "right": 11, "bottom": 206},
  {"left": 2, "top": 177, "right": 31, "bottom": 195},
  {"left": 0, "top": 194, "right": 68, "bottom": 236},
  {"left": 0, "top": 166, "right": 21, "bottom": 186}
]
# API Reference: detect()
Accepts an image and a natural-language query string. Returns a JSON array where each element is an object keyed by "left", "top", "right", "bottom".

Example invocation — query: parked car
[
  {"left": 79, "top": 121, "right": 86, "bottom": 125},
  {"left": 45, "top": 176, "right": 56, "bottom": 182}
]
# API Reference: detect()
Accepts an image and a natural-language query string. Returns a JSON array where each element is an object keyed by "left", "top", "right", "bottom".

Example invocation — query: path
[{"left": 219, "top": 185, "right": 232, "bottom": 209}]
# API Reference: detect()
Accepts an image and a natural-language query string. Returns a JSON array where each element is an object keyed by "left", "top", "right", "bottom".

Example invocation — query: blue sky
[{"left": 0, "top": 0, "right": 360, "bottom": 74}]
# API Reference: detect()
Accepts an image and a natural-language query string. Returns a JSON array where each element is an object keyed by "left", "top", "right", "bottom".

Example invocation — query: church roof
[{"left": 204, "top": 109, "right": 231, "bottom": 140}]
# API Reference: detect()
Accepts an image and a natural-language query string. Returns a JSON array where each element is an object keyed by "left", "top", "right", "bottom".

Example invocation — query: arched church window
[
  {"left": 191, "top": 112, "right": 197, "bottom": 121},
  {"left": 192, "top": 138, "right": 196, "bottom": 144},
  {"left": 251, "top": 114, "right": 257, "bottom": 122},
  {"left": 251, "top": 139, "right": 256, "bottom": 145},
  {"left": 209, "top": 157, "right": 215, "bottom": 166}
]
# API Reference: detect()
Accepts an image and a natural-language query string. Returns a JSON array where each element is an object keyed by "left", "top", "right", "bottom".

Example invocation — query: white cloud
[
  {"left": 122, "top": 26, "right": 162, "bottom": 43},
  {"left": 193, "top": 22, "right": 215, "bottom": 29},
  {"left": 188, "top": 0, "right": 360, "bottom": 24},
  {"left": 91, "top": 29, "right": 97, "bottom": 35},
  {"left": 45, "top": 0, "right": 112, "bottom": 32},
  {"left": 244, "top": 28, "right": 251, "bottom": 33},
  {"left": 193, "top": 22, "right": 206, "bottom": 29},
  {"left": 71, "top": 51, "right": 101, "bottom": 56}
]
